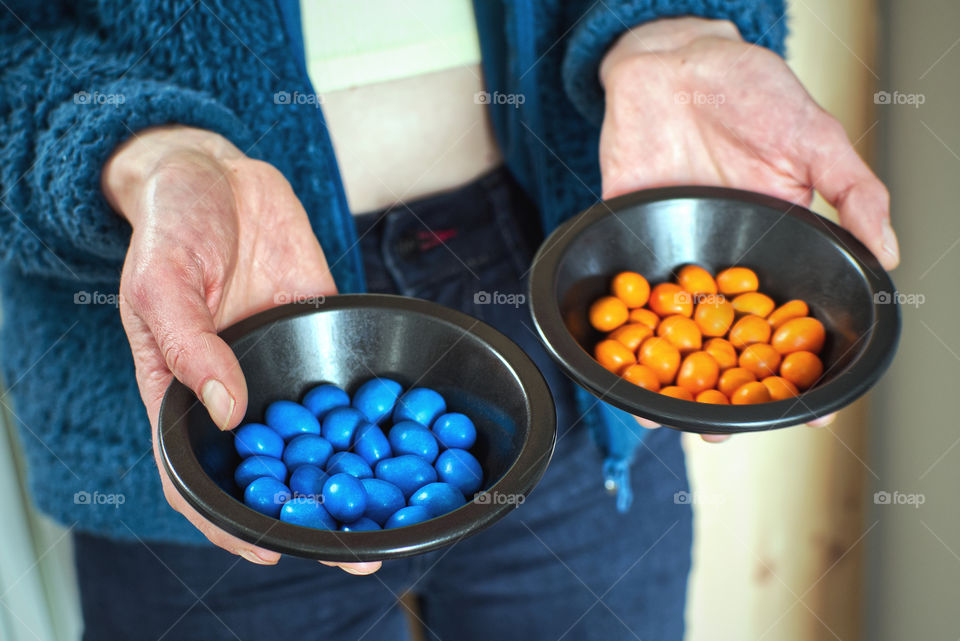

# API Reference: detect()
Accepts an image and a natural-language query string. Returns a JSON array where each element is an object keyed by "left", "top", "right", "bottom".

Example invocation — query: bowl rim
[
  {"left": 158, "top": 294, "right": 557, "bottom": 561},
  {"left": 528, "top": 186, "right": 901, "bottom": 433}
]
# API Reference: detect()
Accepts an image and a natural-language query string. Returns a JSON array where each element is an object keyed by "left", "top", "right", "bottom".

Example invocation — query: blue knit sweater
[{"left": 0, "top": 0, "right": 785, "bottom": 543}]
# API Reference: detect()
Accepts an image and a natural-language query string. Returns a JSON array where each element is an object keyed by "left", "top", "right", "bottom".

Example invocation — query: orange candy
[
  {"left": 767, "top": 299, "right": 809, "bottom": 329},
  {"left": 696, "top": 389, "right": 730, "bottom": 404},
  {"left": 730, "top": 381, "right": 773, "bottom": 405},
  {"left": 779, "top": 351, "right": 824, "bottom": 390},
  {"left": 639, "top": 336, "right": 682, "bottom": 385},
  {"left": 703, "top": 337, "right": 738, "bottom": 371},
  {"left": 629, "top": 307, "right": 660, "bottom": 330},
  {"left": 657, "top": 315, "right": 702, "bottom": 353},
  {"left": 620, "top": 363, "right": 661, "bottom": 392},
  {"left": 676, "top": 351, "right": 720, "bottom": 395},
  {"left": 771, "top": 317, "right": 826, "bottom": 355},
  {"left": 677, "top": 264, "right": 718, "bottom": 296},
  {"left": 716, "top": 267, "right": 759, "bottom": 296},
  {"left": 738, "top": 343, "right": 782, "bottom": 379},
  {"left": 609, "top": 323, "right": 654, "bottom": 351},
  {"left": 761, "top": 376, "right": 800, "bottom": 400},
  {"left": 594, "top": 339, "right": 635, "bottom": 373},
  {"left": 728, "top": 315, "right": 772, "bottom": 350},
  {"left": 589, "top": 296, "right": 629, "bottom": 332},
  {"left": 718, "top": 367, "right": 757, "bottom": 398},
  {"left": 611, "top": 271, "right": 650, "bottom": 309},
  {"left": 732, "top": 292, "right": 775, "bottom": 318},
  {"left": 661, "top": 386, "right": 694, "bottom": 401},
  {"left": 694, "top": 294, "right": 735, "bottom": 337},
  {"left": 648, "top": 283, "right": 693, "bottom": 318}
]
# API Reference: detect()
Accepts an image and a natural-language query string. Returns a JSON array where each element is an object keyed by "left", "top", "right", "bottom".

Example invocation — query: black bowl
[
  {"left": 529, "top": 186, "right": 900, "bottom": 434},
  {"left": 158, "top": 294, "right": 556, "bottom": 561}
]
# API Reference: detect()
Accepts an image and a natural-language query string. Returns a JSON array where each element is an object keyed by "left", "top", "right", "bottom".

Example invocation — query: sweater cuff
[
  {"left": 25, "top": 79, "right": 254, "bottom": 281},
  {"left": 561, "top": 0, "right": 787, "bottom": 126}
]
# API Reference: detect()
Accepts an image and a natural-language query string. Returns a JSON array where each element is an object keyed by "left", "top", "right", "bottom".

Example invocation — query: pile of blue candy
[{"left": 233, "top": 379, "right": 483, "bottom": 531}]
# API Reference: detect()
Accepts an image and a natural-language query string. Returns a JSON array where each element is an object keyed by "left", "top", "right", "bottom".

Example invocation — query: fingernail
[
  {"left": 201, "top": 379, "right": 234, "bottom": 430},
  {"left": 881, "top": 221, "right": 899, "bottom": 259},
  {"left": 240, "top": 550, "right": 271, "bottom": 565}
]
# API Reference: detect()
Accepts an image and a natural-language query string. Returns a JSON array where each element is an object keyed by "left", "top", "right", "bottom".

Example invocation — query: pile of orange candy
[{"left": 588, "top": 265, "right": 826, "bottom": 404}]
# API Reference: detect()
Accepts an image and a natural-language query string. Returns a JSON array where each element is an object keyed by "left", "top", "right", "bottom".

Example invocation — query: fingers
[
  {"left": 802, "top": 116, "right": 899, "bottom": 270},
  {"left": 634, "top": 416, "right": 661, "bottom": 429},
  {"left": 806, "top": 412, "right": 837, "bottom": 428},
  {"left": 700, "top": 433, "right": 731, "bottom": 443},
  {"left": 128, "top": 265, "right": 247, "bottom": 431},
  {"left": 319, "top": 561, "right": 383, "bottom": 575}
]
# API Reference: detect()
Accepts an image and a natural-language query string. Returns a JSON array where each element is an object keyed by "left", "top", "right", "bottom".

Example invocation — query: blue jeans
[{"left": 75, "top": 168, "right": 693, "bottom": 640}]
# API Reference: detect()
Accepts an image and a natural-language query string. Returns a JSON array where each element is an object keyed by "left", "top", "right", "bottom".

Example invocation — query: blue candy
[
  {"left": 409, "top": 482, "right": 466, "bottom": 518},
  {"left": 326, "top": 451, "right": 373, "bottom": 479},
  {"left": 321, "top": 407, "right": 365, "bottom": 450},
  {"left": 392, "top": 388, "right": 446, "bottom": 427},
  {"left": 431, "top": 413, "right": 477, "bottom": 450},
  {"left": 360, "top": 478, "right": 406, "bottom": 525},
  {"left": 435, "top": 448, "right": 483, "bottom": 495},
  {"left": 282, "top": 434, "right": 333, "bottom": 470},
  {"left": 388, "top": 421, "right": 439, "bottom": 463},
  {"left": 354, "top": 423, "right": 392, "bottom": 465},
  {"left": 384, "top": 505, "right": 431, "bottom": 529},
  {"left": 340, "top": 517, "right": 382, "bottom": 532},
  {"left": 375, "top": 455, "right": 437, "bottom": 499},
  {"left": 234, "top": 455, "right": 287, "bottom": 489},
  {"left": 265, "top": 400, "right": 321, "bottom": 441},
  {"left": 322, "top": 473, "right": 367, "bottom": 523},
  {"left": 288, "top": 464, "right": 329, "bottom": 499},
  {"left": 243, "top": 477, "right": 291, "bottom": 518},
  {"left": 352, "top": 378, "right": 403, "bottom": 424},
  {"left": 233, "top": 423, "right": 285, "bottom": 459},
  {"left": 280, "top": 496, "right": 336, "bottom": 529},
  {"left": 302, "top": 384, "right": 351, "bottom": 420}
]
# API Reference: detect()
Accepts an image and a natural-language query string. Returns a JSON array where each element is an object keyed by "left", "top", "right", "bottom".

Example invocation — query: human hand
[
  {"left": 598, "top": 17, "right": 898, "bottom": 441},
  {"left": 104, "top": 126, "right": 379, "bottom": 574}
]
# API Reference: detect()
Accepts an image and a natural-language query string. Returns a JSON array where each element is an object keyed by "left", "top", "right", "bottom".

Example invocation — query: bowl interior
[{"left": 161, "top": 295, "right": 556, "bottom": 561}]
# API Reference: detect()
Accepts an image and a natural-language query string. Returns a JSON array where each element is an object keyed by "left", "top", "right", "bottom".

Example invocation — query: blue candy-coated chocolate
[
  {"left": 388, "top": 421, "right": 439, "bottom": 463},
  {"left": 374, "top": 455, "right": 437, "bottom": 499},
  {"left": 431, "top": 413, "right": 477, "bottom": 450},
  {"left": 322, "top": 473, "right": 367, "bottom": 523},
  {"left": 288, "top": 465, "right": 329, "bottom": 499},
  {"left": 243, "top": 477, "right": 291, "bottom": 518},
  {"left": 384, "top": 505, "right": 431, "bottom": 529},
  {"left": 321, "top": 406, "right": 365, "bottom": 450},
  {"left": 280, "top": 496, "right": 336, "bottom": 530},
  {"left": 281, "top": 434, "right": 333, "bottom": 470},
  {"left": 353, "top": 423, "right": 392, "bottom": 465},
  {"left": 351, "top": 378, "right": 403, "bottom": 424},
  {"left": 234, "top": 455, "right": 287, "bottom": 489},
  {"left": 233, "top": 423, "right": 284, "bottom": 459},
  {"left": 360, "top": 478, "right": 405, "bottom": 525},
  {"left": 340, "top": 517, "right": 382, "bottom": 532},
  {"left": 325, "top": 451, "right": 373, "bottom": 479},
  {"left": 265, "top": 400, "right": 321, "bottom": 441},
  {"left": 301, "top": 384, "right": 350, "bottom": 420},
  {"left": 392, "top": 388, "right": 446, "bottom": 427},
  {"left": 408, "top": 482, "right": 466, "bottom": 518},
  {"left": 435, "top": 448, "right": 483, "bottom": 496}
]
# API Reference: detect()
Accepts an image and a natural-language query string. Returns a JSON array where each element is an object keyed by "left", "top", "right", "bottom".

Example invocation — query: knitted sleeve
[
  {"left": 0, "top": 3, "right": 255, "bottom": 282},
  {"left": 561, "top": 0, "right": 788, "bottom": 125}
]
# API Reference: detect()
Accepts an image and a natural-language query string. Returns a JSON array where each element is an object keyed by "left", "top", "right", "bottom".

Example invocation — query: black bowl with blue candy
[{"left": 158, "top": 295, "right": 557, "bottom": 562}]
